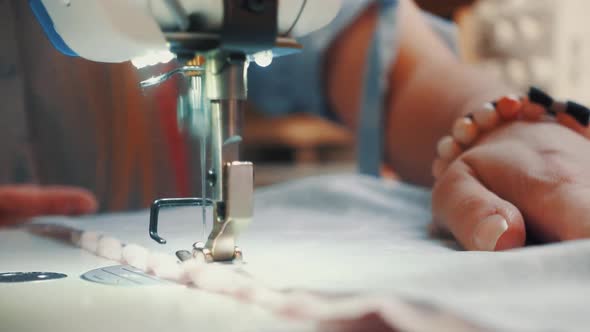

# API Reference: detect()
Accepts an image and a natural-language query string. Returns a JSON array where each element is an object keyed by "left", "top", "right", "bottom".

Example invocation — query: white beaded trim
[{"left": 23, "top": 224, "right": 426, "bottom": 325}]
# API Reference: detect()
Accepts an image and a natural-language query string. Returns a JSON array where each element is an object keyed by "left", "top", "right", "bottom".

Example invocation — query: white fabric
[
  {"left": 248, "top": 175, "right": 590, "bottom": 332},
  {"left": 3, "top": 175, "right": 590, "bottom": 331}
]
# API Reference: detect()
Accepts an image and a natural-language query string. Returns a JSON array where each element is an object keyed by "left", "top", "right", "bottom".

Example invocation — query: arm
[
  {"left": 327, "top": 0, "right": 510, "bottom": 186},
  {"left": 328, "top": 0, "right": 590, "bottom": 251},
  {"left": 0, "top": 185, "right": 97, "bottom": 226}
]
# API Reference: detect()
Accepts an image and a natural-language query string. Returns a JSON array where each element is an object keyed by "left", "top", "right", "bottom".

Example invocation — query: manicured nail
[{"left": 473, "top": 215, "right": 509, "bottom": 251}]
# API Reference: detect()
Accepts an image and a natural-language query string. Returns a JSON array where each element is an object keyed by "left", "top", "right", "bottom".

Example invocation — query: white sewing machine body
[
  {"left": 33, "top": 0, "right": 340, "bottom": 63},
  {"left": 29, "top": 0, "right": 341, "bottom": 262}
]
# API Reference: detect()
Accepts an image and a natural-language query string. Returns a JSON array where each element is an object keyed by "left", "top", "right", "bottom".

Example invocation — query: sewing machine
[{"left": 30, "top": 0, "right": 340, "bottom": 262}]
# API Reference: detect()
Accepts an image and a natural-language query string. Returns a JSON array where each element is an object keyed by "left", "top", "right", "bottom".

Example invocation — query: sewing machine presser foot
[{"left": 175, "top": 243, "right": 243, "bottom": 264}]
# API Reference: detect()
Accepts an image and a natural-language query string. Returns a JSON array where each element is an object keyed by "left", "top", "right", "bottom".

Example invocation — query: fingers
[
  {"left": 0, "top": 185, "right": 98, "bottom": 220},
  {"left": 432, "top": 160, "right": 526, "bottom": 251}
]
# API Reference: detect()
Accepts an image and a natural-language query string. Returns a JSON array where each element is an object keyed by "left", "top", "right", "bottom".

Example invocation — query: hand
[
  {"left": 0, "top": 185, "right": 98, "bottom": 226},
  {"left": 432, "top": 121, "right": 590, "bottom": 251}
]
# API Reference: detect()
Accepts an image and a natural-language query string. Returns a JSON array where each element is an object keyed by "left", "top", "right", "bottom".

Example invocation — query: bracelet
[{"left": 432, "top": 87, "right": 590, "bottom": 179}]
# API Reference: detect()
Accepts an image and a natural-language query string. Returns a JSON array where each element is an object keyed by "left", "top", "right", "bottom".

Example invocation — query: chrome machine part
[
  {"left": 200, "top": 52, "right": 252, "bottom": 261},
  {"left": 205, "top": 53, "right": 247, "bottom": 202},
  {"left": 145, "top": 56, "right": 254, "bottom": 262},
  {"left": 145, "top": 0, "right": 289, "bottom": 263},
  {"left": 192, "top": 242, "right": 214, "bottom": 263},
  {"left": 139, "top": 66, "right": 203, "bottom": 88},
  {"left": 206, "top": 161, "right": 253, "bottom": 261}
]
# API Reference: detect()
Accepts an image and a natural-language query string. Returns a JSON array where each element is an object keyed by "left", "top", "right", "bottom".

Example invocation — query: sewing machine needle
[
  {"left": 200, "top": 132, "right": 207, "bottom": 241},
  {"left": 197, "top": 76, "right": 208, "bottom": 242},
  {"left": 188, "top": 75, "right": 208, "bottom": 241}
]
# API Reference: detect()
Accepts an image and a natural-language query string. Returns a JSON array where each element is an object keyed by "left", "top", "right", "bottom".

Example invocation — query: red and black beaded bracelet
[{"left": 432, "top": 86, "right": 590, "bottom": 179}]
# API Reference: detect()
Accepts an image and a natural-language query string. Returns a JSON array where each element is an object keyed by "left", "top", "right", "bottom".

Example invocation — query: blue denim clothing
[
  {"left": 248, "top": 1, "right": 456, "bottom": 175},
  {"left": 248, "top": 0, "right": 378, "bottom": 120}
]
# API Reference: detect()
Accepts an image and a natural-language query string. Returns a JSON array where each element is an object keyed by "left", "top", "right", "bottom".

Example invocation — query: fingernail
[{"left": 473, "top": 215, "right": 509, "bottom": 251}]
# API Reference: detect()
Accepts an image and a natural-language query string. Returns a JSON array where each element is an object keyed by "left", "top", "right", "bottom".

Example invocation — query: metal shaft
[
  {"left": 203, "top": 53, "right": 253, "bottom": 261},
  {"left": 209, "top": 100, "right": 244, "bottom": 201},
  {"left": 205, "top": 53, "right": 247, "bottom": 202}
]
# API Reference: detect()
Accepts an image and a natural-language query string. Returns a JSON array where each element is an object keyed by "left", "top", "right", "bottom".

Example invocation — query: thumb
[{"left": 432, "top": 160, "right": 526, "bottom": 251}]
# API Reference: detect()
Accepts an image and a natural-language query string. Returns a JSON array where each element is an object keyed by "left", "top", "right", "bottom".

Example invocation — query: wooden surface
[{"left": 244, "top": 112, "right": 354, "bottom": 163}]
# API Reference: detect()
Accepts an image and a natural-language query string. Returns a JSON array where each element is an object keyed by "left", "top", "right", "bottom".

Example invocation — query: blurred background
[{"left": 1, "top": 0, "right": 589, "bottom": 211}]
